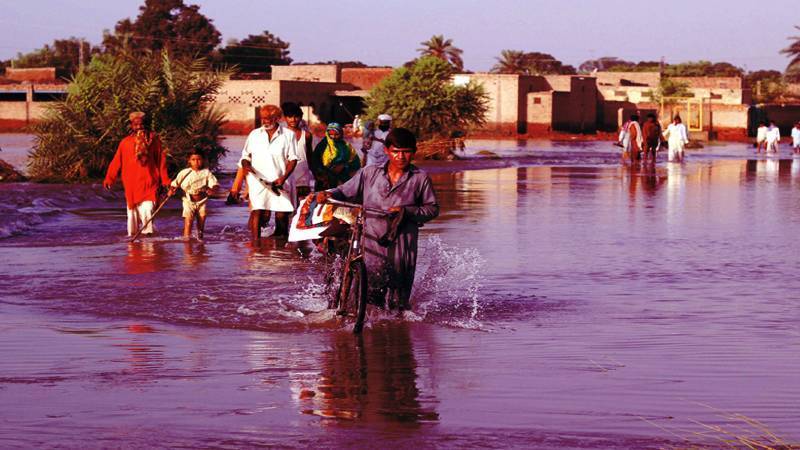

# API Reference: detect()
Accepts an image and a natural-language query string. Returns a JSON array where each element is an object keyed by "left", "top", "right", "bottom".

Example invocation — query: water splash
[{"left": 413, "top": 235, "right": 485, "bottom": 329}]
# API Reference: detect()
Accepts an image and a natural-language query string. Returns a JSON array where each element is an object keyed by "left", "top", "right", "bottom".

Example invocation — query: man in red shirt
[{"left": 103, "top": 112, "right": 170, "bottom": 236}]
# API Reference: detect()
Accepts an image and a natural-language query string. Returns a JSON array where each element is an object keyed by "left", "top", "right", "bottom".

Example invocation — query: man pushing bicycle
[{"left": 316, "top": 128, "right": 439, "bottom": 311}]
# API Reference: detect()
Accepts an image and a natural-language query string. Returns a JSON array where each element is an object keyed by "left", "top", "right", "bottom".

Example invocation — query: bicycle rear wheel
[{"left": 337, "top": 260, "right": 368, "bottom": 333}]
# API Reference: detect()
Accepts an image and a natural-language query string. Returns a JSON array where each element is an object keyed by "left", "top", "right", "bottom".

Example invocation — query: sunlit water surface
[{"left": 1, "top": 134, "right": 799, "bottom": 448}]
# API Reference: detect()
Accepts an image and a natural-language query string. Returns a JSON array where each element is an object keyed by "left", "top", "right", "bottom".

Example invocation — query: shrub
[
  {"left": 365, "top": 56, "right": 488, "bottom": 140},
  {"left": 29, "top": 48, "right": 227, "bottom": 182}
]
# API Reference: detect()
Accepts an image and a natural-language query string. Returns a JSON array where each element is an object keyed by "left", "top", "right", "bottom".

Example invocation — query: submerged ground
[{"left": 1, "top": 135, "right": 798, "bottom": 448}]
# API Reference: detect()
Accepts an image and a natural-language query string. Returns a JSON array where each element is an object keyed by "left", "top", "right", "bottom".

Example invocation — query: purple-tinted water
[{"left": 1, "top": 134, "right": 799, "bottom": 448}]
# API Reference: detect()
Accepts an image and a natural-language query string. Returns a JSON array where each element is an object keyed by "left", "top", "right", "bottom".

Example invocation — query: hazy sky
[{"left": 2, "top": 0, "right": 798, "bottom": 72}]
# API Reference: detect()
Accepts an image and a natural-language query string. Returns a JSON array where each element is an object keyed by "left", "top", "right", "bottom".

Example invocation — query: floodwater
[{"left": 1, "top": 134, "right": 799, "bottom": 448}]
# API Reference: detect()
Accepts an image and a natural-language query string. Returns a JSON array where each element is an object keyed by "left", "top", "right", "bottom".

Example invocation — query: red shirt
[{"left": 104, "top": 133, "right": 170, "bottom": 208}]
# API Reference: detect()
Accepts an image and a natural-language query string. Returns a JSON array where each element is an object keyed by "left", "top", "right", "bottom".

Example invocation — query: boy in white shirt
[{"left": 169, "top": 149, "right": 219, "bottom": 239}]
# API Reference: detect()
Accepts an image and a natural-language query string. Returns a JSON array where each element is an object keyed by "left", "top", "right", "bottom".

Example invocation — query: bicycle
[{"left": 321, "top": 198, "right": 378, "bottom": 334}]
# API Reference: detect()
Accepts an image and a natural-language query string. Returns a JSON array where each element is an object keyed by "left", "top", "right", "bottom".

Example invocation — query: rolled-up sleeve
[{"left": 404, "top": 175, "right": 439, "bottom": 224}]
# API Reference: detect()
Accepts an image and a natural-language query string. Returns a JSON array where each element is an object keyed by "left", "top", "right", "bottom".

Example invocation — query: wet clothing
[
  {"left": 664, "top": 123, "right": 689, "bottom": 162},
  {"left": 624, "top": 121, "right": 643, "bottom": 159},
  {"left": 792, "top": 127, "right": 800, "bottom": 150},
  {"left": 126, "top": 201, "right": 155, "bottom": 236},
  {"left": 181, "top": 197, "right": 208, "bottom": 218},
  {"left": 172, "top": 168, "right": 218, "bottom": 218},
  {"left": 311, "top": 137, "right": 361, "bottom": 190},
  {"left": 756, "top": 126, "right": 768, "bottom": 145},
  {"left": 642, "top": 121, "right": 662, "bottom": 149},
  {"left": 239, "top": 126, "right": 297, "bottom": 212},
  {"left": 330, "top": 164, "right": 439, "bottom": 308},
  {"left": 766, "top": 126, "right": 781, "bottom": 154},
  {"left": 104, "top": 132, "right": 169, "bottom": 209},
  {"left": 172, "top": 168, "right": 219, "bottom": 198}
]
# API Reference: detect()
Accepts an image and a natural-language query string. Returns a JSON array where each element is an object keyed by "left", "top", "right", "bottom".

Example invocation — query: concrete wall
[
  {"left": 5, "top": 67, "right": 57, "bottom": 82},
  {"left": 526, "top": 91, "right": 553, "bottom": 132},
  {"left": 551, "top": 77, "right": 598, "bottom": 133},
  {"left": 454, "top": 73, "right": 524, "bottom": 134},
  {"left": 212, "top": 79, "right": 350, "bottom": 133},
  {"left": 341, "top": 68, "right": 393, "bottom": 90},
  {"left": 542, "top": 75, "right": 574, "bottom": 92},
  {"left": 599, "top": 86, "right": 655, "bottom": 103},
  {"left": 271, "top": 64, "right": 340, "bottom": 82},
  {"left": 673, "top": 77, "right": 742, "bottom": 90},
  {"left": 0, "top": 102, "right": 30, "bottom": 121}
]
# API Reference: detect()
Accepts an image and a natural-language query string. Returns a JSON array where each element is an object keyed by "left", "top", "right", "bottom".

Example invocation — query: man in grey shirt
[{"left": 319, "top": 128, "right": 439, "bottom": 311}]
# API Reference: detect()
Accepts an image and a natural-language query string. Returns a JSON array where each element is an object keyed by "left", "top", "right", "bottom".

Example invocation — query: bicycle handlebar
[{"left": 324, "top": 198, "right": 389, "bottom": 215}]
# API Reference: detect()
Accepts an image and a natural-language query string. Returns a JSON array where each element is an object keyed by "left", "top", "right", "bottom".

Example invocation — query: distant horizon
[{"left": 2, "top": 0, "right": 799, "bottom": 73}]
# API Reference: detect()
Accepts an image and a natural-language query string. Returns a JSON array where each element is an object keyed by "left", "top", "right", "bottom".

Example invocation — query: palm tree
[
  {"left": 781, "top": 25, "right": 800, "bottom": 81},
  {"left": 491, "top": 50, "right": 529, "bottom": 74},
  {"left": 418, "top": 35, "right": 464, "bottom": 72}
]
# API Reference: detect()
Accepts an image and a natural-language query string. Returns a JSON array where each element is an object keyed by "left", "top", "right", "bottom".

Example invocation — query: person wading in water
[
  {"left": 103, "top": 111, "right": 170, "bottom": 237},
  {"left": 236, "top": 105, "right": 298, "bottom": 242},
  {"left": 316, "top": 128, "right": 439, "bottom": 312}
]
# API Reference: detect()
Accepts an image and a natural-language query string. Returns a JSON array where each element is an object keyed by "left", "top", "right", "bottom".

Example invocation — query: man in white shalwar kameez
[
  {"left": 240, "top": 105, "right": 297, "bottom": 241},
  {"left": 765, "top": 121, "right": 781, "bottom": 155},
  {"left": 663, "top": 115, "right": 689, "bottom": 162}
]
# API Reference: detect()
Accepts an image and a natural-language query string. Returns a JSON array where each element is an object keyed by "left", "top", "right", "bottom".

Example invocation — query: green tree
[
  {"left": 606, "top": 61, "right": 660, "bottom": 72},
  {"left": 11, "top": 37, "right": 97, "bottom": 76},
  {"left": 218, "top": 31, "right": 292, "bottom": 73},
  {"left": 656, "top": 78, "right": 691, "bottom": 100},
  {"left": 745, "top": 70, "right": 787, "bottom": 103},
  {"left": 102, "top": 0, "right": 221, "bottom": 60},
  {"left": 490, "top": 50, "right": 575, "bottom": 75},
  {"left": 663, "top": 61, "right": 743, "bottom": 77},
  {"left": 578, "top": 57, "right": 634, "bottom": 73},
  {"left": 492, "top": 50, "right": 528, "bottom": 74},
  {"left": 365, "top": 56, "right": 487, "bottom": 140},
  {"left": 29, "top": 49, "right": 228, "bottom": 182},
  {"left": 781, "top": 25, "right": 800, "bottom": 81},
  {"left": 418, "top": 35, "right": 464, "bottom": 72}
]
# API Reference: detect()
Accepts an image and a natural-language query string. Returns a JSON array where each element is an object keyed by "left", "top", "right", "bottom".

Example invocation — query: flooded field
[{"left": 1, "top": 134, "right": 799, "bottom": 448}]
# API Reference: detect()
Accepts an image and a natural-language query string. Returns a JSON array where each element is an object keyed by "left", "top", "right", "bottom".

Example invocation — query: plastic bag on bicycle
[{"left": 289, "top": 194, "right": 360, "bottom": 242}]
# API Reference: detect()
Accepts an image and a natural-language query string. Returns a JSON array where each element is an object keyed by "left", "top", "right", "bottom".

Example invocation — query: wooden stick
[{"left": 129, "top": 171, "right": 189, "bottom": 242}]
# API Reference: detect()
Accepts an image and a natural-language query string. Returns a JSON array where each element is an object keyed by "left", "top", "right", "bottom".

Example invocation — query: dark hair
[
  {"left": 188, "top": 148, "right": 206, "bottom": 159},
  {"left": 630, "top": 114, "right": 640, "bottom": 121},
  {"left": 385, "top": 128, "right": 417, "bottom": 150},
  {"left": 281, "top": 102, "right": 303, "bottom": 118},
  {"left": 646, "top": 113, "right": 656, "bottom": 120}
]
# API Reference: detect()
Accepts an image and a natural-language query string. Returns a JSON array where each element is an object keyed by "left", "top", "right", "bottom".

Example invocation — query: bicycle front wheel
[{"left": 338, "top": 260, "right": 368, "bottom": 334}]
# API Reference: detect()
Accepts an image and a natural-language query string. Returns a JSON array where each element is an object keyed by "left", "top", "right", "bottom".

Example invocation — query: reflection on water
[
  {"left": 3, "top": 151, "right": 800, "bottom": 446},
  {"left": 124, "top": 241, "right": 170, "bottom": 275},
  {"left": 293, "top": 323, "right": 438, "bottom": 424}
]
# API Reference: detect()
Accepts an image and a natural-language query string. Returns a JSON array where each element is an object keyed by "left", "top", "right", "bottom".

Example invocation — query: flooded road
[{"left": 1, "top": 135, "right": 799, "bottom": 448}]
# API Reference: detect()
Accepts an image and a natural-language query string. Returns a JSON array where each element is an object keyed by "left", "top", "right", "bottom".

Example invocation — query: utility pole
[{"left": 78, "top": 39, "right": 85, "bottom": 72}]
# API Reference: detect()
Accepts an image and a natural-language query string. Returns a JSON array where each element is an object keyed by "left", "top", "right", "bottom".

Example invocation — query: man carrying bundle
[{"left": 103, "top": 111, "right": 170, "bottom": 237}]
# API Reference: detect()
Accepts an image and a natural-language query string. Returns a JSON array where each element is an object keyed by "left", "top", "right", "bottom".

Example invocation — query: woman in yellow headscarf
[{"left": 311, "top": 122, "right": 361, "bottom": 190}]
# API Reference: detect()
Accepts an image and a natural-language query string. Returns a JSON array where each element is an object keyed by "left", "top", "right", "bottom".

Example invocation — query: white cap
[{"left": 377, "top": 114, "right": 392, "bottom": 121}]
